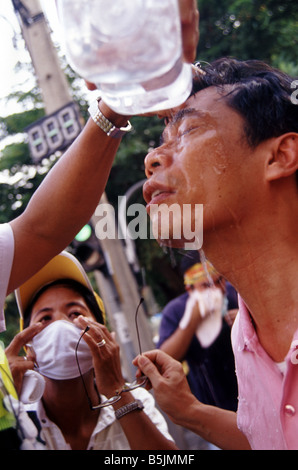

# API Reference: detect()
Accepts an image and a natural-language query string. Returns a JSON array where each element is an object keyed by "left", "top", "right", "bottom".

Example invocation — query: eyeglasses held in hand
[{"left": 75, "top": 298, "right": 147, "bottom": 409}]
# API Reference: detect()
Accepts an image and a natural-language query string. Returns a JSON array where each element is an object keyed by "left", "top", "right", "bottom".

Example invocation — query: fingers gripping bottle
[{"left": 57, "top": 0, "right": 193, "bottom": 115}]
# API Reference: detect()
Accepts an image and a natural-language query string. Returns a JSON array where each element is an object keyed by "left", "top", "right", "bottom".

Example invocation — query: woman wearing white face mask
[{"left": 5, "top": 252, "right": 176, "bottom": 450}]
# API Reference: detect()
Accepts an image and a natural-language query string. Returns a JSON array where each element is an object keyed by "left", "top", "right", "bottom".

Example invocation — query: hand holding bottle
[
  {"left": 84, "top": 0, "right": 200, "bottom": 93},
  {"left": 179, "top": 0, "right": 200, "bottom": 63},
  {"left": 58, "top": 0, "right": 200, "bottom": 114}
]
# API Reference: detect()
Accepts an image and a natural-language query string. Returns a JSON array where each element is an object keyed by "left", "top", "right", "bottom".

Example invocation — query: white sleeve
[
  {"left": 132, "top": 387, "right": 175, "bottom": 442},
  {"left": 0, "top": 223, "right": 15, "bottom": 332}
]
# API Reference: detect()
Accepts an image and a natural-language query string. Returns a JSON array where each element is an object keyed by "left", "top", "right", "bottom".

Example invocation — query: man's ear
[{"left": 266, "top": 133, "right": 298, "bottom": 181}]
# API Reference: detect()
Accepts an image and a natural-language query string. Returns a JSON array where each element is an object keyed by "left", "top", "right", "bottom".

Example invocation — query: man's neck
[{"left": 203, "top": 218, "right": 298, "bottom": 362}]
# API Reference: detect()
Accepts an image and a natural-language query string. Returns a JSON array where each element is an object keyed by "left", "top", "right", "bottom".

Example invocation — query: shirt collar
[
  {"left": 29, "top": 394, "right": 116, "bottom": 434},
  {"left": 236, "top": 296, "right": 259, "bottom": 353},
  {"left": 236, "top": 297, "right": 298, "bottom": 363}
]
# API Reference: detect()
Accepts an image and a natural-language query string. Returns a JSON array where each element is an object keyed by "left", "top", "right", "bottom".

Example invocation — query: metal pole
[
  {"left": 13, "top": 0, "right": 72, "bottom": 114},
  {"left": 92, "top": 195, "right": 155, "bottom": 369}
]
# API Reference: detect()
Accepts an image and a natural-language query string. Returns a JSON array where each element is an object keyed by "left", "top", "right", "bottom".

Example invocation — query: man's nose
[{"left": 144, "top": 146, "right": 172, "bottom": 178}]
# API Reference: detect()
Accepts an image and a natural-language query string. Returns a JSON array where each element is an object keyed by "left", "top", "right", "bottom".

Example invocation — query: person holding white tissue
[
  {"left": 5, "top": 251, "right": 176, "bottom": 450},
  {"left": 157, "top": 252, "right": 238, "bottom": 412}
]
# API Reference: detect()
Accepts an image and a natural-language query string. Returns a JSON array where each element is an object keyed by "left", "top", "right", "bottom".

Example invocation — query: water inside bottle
[
  {"left": 100, "top": 60, "right": 192, "bottom": 115},
  {"left": 58, "top": 0, "right": 193, "bottom": 114}
]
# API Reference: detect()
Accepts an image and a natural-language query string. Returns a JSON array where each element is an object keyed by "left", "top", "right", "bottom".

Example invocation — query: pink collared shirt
[{"left": 232, "top": 297, "right": 298, "bottom": 450}]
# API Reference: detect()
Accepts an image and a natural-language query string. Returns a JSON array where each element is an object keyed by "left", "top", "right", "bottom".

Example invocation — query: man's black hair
[{"left": 192, "top": 58, "right": 298, "bottom": 148}]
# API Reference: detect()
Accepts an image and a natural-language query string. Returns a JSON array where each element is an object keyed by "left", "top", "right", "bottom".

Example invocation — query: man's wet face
[{"left": 143, "top": 87, "right": 258, "bottom": 248}]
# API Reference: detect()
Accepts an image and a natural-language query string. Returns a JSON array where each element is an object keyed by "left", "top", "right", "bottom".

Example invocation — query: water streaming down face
[
  {"left": 148, "top": 90, "right": 247, "bottom": 253},
  {"left": 146, "top": 87, "right": 256, "bottom": 302},
  {"left": 161, "top": 244, "right": 217, "bottom": 293},
  {"left": 199, "top": 249, "right": 216, "bottom": 288}
]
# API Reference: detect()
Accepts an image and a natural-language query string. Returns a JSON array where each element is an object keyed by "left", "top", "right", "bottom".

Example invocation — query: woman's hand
[
  {"left": 5, "top": 323, "right": 44, "bottom": 395},
  {"left": 74, "top": 316, "right": 125, "bottom": 398}
]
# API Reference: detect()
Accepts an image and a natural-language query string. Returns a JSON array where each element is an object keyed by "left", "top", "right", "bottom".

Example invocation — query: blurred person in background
[
  {"left": 157, "top": 251, "right": 238, "bottom": 449},
  {"left": 158, "top": 251, "right": 238, "bottom": 410}
]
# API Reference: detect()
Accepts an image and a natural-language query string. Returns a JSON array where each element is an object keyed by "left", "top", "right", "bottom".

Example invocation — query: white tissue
[
  {"left": 179, "top": 288, "right": 223, "bottom": 348},
  {"left": 20, "top": 370, "right": 46, "bottom": 404}
]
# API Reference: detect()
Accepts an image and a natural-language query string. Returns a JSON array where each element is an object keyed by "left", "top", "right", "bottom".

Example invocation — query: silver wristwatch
[
  {"left": 115, "top": 399, "right": 144, "bottom": 420},
  {"left": 88, "top": 98, "right": 132, "bottom": 139}
]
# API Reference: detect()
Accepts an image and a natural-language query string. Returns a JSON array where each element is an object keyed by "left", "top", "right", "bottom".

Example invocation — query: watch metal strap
[
  {"left": 115, "top": 399, "right": 144, "bottom": 420},
  {"left": 88, "top": 99, "right": 132, "bottom": 139}
]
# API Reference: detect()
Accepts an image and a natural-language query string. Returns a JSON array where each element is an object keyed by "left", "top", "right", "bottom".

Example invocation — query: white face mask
[{"left": 31, "top": 320, "right": 93, "bottom": 380}]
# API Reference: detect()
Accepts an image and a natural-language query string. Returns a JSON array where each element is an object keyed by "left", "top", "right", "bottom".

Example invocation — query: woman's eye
[
  {"left": 69, "top": 311, "right": 83, "bottom": 320},
  {"left": 39, "top": 314, "right": 52, "bottom": 324}
]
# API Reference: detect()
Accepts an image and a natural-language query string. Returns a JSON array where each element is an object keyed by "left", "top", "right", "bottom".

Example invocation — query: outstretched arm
[
  {"left": 8, "top": 103, "right": 129, "bottom": 294},
  {"left": 8, "top": 0, "right": 200, "bottom": 294}
]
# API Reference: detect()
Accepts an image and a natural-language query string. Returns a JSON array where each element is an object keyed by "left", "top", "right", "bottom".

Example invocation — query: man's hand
[{"left": 133, "top": 350, "right": 198, "bottom": 423}]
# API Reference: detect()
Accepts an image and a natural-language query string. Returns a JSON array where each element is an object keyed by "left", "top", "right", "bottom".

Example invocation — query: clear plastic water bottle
[{"left": 57, "top": 0, "right": 192, "bottom": 115}]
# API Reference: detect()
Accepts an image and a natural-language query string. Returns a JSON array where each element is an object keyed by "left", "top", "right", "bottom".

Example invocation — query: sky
[{"left": 0, "top": 0, "right": 66, "bottom": 116}]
